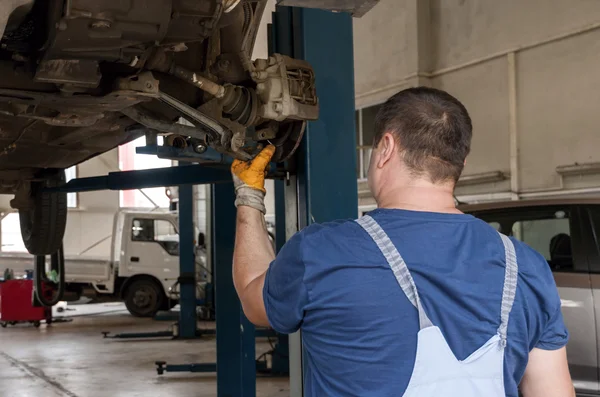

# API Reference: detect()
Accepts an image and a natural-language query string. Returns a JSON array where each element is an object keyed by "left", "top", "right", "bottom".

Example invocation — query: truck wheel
[
  {"left": 19, "top": 171, "right": 67, "bottom": 255},
  {"left": 125, "top": 279, "right": 165, "bottom": 317},
  {"left": 161, "top": 299, "right": 178, "bottom": 311}
]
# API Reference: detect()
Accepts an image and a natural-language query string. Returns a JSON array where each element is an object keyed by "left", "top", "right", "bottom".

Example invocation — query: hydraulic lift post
[
  {"left": 275, "top": 6, "right": 359, "bottom": 397},
  {"left": 212, "top": 182, "right": 256, "bottom": 396},
  {"left": 177, "top": 183, "right": 196, "bottom": 338}
]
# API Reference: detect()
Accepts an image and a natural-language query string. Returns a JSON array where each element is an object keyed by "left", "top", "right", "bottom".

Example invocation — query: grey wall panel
[
  {"left": 353, "top": 0, "right": 411, "bottom": 104},
  {"left": 455, "top": 180, "right": 511, "bottom": 197},
  {"left": 517, "top": 29, "right": 600, "bottom": 191},
  {"left": 430, "top": 0, "right": 600, "bottom": 70},
  {"left": 431, "top": 57, "right": 510, "bottom": 181}
]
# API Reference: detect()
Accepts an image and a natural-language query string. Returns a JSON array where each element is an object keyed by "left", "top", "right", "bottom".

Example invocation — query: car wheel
[
  {"left": 0, "top": 322, "right": 7, "bottom": 328},
  {"left": 19, "top": 171, "right": 67, "bottom": 255},
  {"left": 125, "top": 279, "right": 164, "bottom": 318}
]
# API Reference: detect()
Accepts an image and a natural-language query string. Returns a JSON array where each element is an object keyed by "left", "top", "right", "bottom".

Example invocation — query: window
[
  {"left": 512, "top": 213, "right": 572, "bottom": 270},
  {"left": 1, "top": 213, "right": 26, "bottom": 252},
  {"left": 488, "top": 222, "right": 501, "bottom": 232},
  {"left": 131, "top": 218, "right": 179, "bottom": 256},
  {"left": 65, "top": 166, "right": 77, "bottom": 208},
  {"left": 118, "top": 136, "right": 171, "bottom": 208},
  {"left": 361, "top": 105, "right": 380, "bottom": 145},
  {"left": 476, "top": 208, "right": 574, "bottom": 271},
  {"left": 355, "top": 104, "right": 382, "bottom": 180},
  {"left": 1, "top": 166, "right": 77, "bottom": 252}
]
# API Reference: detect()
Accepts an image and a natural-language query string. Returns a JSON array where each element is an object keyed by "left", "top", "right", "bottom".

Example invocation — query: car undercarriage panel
[{"left": 0, "top": 0, "right": 320, "bottom": 193}]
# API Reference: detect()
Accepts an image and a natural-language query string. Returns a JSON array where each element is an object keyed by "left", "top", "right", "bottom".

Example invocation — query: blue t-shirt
[{"left": 263, "top": 208, "right": 569, "bottom": 396}]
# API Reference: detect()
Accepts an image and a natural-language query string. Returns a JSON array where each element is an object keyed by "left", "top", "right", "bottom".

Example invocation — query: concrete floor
[{"left": 0, "top": 303, "right": 289, "bottom": 397}]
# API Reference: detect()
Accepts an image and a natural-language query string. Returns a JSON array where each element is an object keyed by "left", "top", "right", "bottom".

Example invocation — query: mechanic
[{"left": 231, "top": 87, "right": 574, "bottom": 397}]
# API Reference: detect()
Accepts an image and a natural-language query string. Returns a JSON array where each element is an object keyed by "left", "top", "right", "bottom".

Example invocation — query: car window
[
  {"left": 488, "top": 221, "right": 501, "bottom": 232},
  {"left": 475, "top": 208, "right": 575, "bottom": 272},
  {"left": 512, "top": 215, "right": 572, "bottom": 270},
  {"left": 131, "top": 218, "right": 179, "bottom": 256}
]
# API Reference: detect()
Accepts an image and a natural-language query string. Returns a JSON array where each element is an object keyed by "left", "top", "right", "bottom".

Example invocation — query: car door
[
  {"left": 582, "top": 204, "right": 600, "bottom": 394},
  {"left": 475, "top": 205, "right": 597, "bottom": 393}
]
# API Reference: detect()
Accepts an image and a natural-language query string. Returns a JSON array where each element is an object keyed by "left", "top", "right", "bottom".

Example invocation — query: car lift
[{"left": 45, "top": 4, "right": 357, "bottom": 396}]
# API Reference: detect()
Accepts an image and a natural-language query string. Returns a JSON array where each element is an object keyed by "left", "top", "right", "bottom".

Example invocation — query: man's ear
[{"left": 377, "top": 132, "right": 396, "bottom": 168}]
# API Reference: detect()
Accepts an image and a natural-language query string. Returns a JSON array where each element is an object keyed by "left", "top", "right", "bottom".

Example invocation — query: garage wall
[
  {"left": 430, "top": 0, "right": 600, "bottom": 70},
  {"left": 354, "top": 0, "right": 600, "bottom": 202},
  {"left": 353, "top": 0, "right": 413, "bottom": 108}
]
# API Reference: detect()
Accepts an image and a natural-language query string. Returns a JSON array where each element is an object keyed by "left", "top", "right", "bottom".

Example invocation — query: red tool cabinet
[{"left": 0, "top": 279, "right": 52, "bottom": 328}]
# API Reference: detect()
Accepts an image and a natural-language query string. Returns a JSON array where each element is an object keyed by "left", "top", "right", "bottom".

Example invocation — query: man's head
[{"left": 367, "top": 87, "right": 472, "bottom": 200}]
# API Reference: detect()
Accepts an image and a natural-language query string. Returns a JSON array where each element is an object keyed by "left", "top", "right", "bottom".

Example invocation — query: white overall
[{"left": 356, "top": 215, "right": 518, "bottom": 397}]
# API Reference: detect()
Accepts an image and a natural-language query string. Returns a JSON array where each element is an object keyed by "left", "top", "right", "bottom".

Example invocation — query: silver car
[{"left": 463, "top": 198, "right": 600, "bottom": 396}]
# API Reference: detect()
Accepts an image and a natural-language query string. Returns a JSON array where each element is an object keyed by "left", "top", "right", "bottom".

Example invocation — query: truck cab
[{"left": 114, "top": 211, "right": 182, "bottom": 317}]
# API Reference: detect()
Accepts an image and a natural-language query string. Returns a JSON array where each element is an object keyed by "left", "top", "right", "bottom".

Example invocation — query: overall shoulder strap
[
  {"left": 497, "top": 233, "right": 519, "bottom": 346},
  {"left": 356, "top": 215, "right": 433, "bottom": 329}
]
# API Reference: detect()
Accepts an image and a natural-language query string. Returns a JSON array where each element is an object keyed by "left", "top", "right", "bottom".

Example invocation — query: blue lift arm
[{"left": 44, "top": 163, "right": 232, "bottom": 193}]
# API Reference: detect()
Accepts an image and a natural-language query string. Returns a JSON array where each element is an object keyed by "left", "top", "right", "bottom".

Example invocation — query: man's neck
[{"left": 376, "top": 181, "right": 461, "bottom": 214}]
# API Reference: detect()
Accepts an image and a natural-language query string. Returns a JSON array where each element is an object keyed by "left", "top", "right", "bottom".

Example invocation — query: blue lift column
[
  {"left": 295, "top": 8, "right": 358, "bottom": 224},
  {"left": 273, "top": 5, "right": 358, "bottom": 396},
  {"left": 178, "top": 183, "right": 196, "bottom": 338},
  {"left": 212, "top": 183, "right": 256, "bottom": 397}
]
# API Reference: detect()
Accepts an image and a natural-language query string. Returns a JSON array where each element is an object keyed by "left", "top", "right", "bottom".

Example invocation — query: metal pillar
[
  {"left": 178, "top": 183, "right": 196, "bottom": 338},
  {"left": 273, "top": 6, "right": 358, "bottom": 396},
  {"left": 212, "top": 182, "right": 256, "bottom": 397}
]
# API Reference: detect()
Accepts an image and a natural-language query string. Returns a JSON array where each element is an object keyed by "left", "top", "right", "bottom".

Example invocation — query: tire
[
  {"left": 125, "top": 279, "right": 165, "bottom": 317},
  {"left": 19, "top": 171, "right": 67, "bottom": 256},
  {"left": 0, "top": 322, "right": 7, "bottom": 328},
  {"left": 161, "top": 299, "right": 178, "bottom": 311},
  {"left": 33, "top": 321, "right": 41, "bottom": 328}
]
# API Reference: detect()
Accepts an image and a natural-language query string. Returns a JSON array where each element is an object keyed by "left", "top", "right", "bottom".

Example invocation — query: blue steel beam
[
  {"left": 293, "top": 8, "right": 358, "bottom": 225},
  {"left": 178, "top": 183, "right": 197, "bottom": 339},
  {"left": 212, "top": 183, "right": 256, "bottom": 397},
  {"left": 136, "top": 144, "right": 227, "bottom": 164},
  {"left": 136, "top": 144, "right": 284, "bottom": 176},
  {"left": 273, "top": 5, "right": 358, "bottom": 396},
  {"left": 44, "top": 164, "right": 232, "bottom": 193}
]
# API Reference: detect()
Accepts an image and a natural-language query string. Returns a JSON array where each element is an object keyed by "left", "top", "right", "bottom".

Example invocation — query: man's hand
[{"left": 231, "top": 145, "right": 275, "bottom": 214}]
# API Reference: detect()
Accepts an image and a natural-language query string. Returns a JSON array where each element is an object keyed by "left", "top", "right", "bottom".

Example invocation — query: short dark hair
[{"left": 373, "top": 87, "right": 472, "bottom": 183}]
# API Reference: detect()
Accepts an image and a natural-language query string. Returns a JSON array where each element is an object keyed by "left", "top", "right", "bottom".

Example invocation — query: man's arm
[
  {"left": 233, "top": 206, "right": 274, "bottom": 326},
  {"left": 520, "top": 347, "right": 575, "bottom": 397},
  {"left": 230, "top": 145, "right": 276, "bottom": 327}
]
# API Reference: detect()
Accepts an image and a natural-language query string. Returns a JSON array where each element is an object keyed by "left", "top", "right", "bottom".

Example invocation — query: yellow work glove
[{"left": 231, "top": 145, "right": 275, "bottom": 214}]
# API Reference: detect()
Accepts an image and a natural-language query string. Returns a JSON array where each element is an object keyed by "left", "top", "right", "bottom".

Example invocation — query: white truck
[{"left": 0, "top": 211, "right": 204, "bottom": 317}]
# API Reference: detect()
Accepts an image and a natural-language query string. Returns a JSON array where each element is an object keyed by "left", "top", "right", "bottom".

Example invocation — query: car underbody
[{"left": 0, "top": 0, "right": 322, "bottom": 254}]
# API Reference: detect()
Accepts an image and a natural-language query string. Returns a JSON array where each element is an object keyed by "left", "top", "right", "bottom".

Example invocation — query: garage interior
[{"left": 1, "top": 0, "right": 600, "bottom": 396}]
